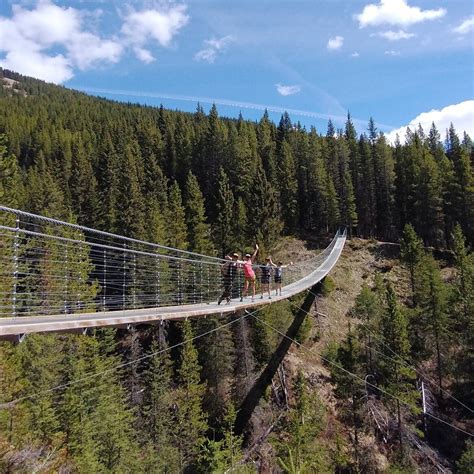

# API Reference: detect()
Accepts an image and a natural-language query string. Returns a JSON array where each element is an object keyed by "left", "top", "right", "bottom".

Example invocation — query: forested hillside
[
  {"left": 0, "top": 69, "right": 473, "bottom": 472},
  {"left": 1, "top": 69, "right": 472, "bottom": 252}
]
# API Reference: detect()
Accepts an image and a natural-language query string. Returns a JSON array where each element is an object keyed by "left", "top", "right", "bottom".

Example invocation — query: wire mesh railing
[{"left": 0, "top": 206, "right": 343, "bottom": 318}]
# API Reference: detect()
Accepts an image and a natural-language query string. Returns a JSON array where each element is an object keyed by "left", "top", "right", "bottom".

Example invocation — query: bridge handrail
[
  {"left": 0, "top": 205, "right": 225, "bottom": 263},
  {"left": 0, "top": 224, "right": 224, "bottom": 267}
]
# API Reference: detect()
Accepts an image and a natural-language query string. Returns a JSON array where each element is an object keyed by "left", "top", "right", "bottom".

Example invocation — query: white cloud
[
  {"left": 453, "top": 15, "right": 474, "bottom": 35},
  {"left": 356, "top": 0, "right": 446, "bottom": 28},
  {"left": 134, "top": 47, "right": 155, "bottom": 64},
  {"left": 1, "top": 49, "right": 73, "bottom": 83},
  {"left": 0, "top": 0, "right": 122, "bottom": 83},
  {"left": 384, "top": 50, "right": 401, "bottom": 56},
  {"left": 327, "top": 35, "right": 344, "bottom": 50},
  {"left": 194, "top": 35, "right": 234, "bottom": 63},
  {"left": 351, "top": 51, "right": 360, "bottom": 57},
  {"left": 386, "top": 101, "right": 474, "bottom": 144},
  {"left": 0, "top": 1, "right": 190, "bottom": 82},
  {"left": 275, "top": 83, "right": 301, "bottom": 96},
  {"left": 372, "top": 29, "right": 415, "bottom": 41},
  {"left": 66, "top": 32, "right": 122, "bottom": 69},
  {"left": 121, "top": 5, "right": 189, "bottom": 57}
]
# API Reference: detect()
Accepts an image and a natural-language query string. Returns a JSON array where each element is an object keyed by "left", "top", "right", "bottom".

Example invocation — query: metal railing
[{"left": 0, "top": 206, "right": 343, "bottom": 318}]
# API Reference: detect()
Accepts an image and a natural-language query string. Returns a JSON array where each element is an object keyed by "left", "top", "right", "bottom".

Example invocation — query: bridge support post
[{"left": 234, "top": 281, "right": 323, "bottom": 436}]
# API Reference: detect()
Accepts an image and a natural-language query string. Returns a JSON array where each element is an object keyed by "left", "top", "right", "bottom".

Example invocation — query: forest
[{"left": 0, "top": 68, "right": 473, "bottom": 472}]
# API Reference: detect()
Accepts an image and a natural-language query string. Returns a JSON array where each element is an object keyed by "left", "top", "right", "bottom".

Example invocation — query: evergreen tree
[
  {"left": 196, "top": 316, "right": 235, "bottom": 424},
  {"left": 166, "top": 181, "right": 188, "bottom": 250},
  {"left": 202, "top": 104, "right": 226, "bottom": 219},
  {"left": 96, "top": 130, "right": 120, "bottom": 232},
  {"left": 214, "top": 167, "right": 235, "bottom": 256},
  {"left": 451, "top": 225, "right": 474, "bottom": 405},
  {"left": 412, "top": 143, "right": 444, "bottom": 246},
  {"left": 379, "top": 283, "right": 417, "bottom": 440},
  {"left": 446, "top": 124, "right": 474, "bottom": 242},
  {"left": 353, "top": 283, "right": 380, "bottom": 373},
  {"left": 357, "top": 134, "right": 376, "bottom": 236},
  {"left": 0, "top": 135, "right": 24, "bottom": 315},
  {"left": 70, "top": 137, "right": 98, "bottom": 227},
  {"left": 277, "top": 140, "right": 299, "bottom": 232},
  {"left": 117, "top": 142, "right": 146, "bottom": 239},
  {"left": 247, "top": 163, "right": 282, "bottom": 249},
  {"left": 0, "top": 134, "right": 24, "bottom": 209},
  {"left": 257, "top": 109, "right": 277, "bottom": 183},
  {"left": 184, "top": 171, "right": 213, "bottom": 254},
  {"left": 415, "top": 254, "right": 449, "bottom": 397},
  {"left": 198, "top": 403, "right": 245, "bottom": 472},
  {"left": 276, "top": 371, "right": 331, "bottom": 472},
  {"left": 142, "top": 326, "right": 180, "bottom": 469},
  {"left": 233, "top": 197, "right": 248, "bottom": 251},
  {"left": 335, "top": 136, "right": 358, "bottom": 234},
  {"left": 174, "top": 320, "right": 208, "bottom": 469},
  {"left": 400, "top": 223, "right": 424, "bottom": 305},
  {"left": 373, "top": 135, "right": 395, "bottom": 239},
  {"left": 332, "top": 328, "right": 365, "bottom": 465}
]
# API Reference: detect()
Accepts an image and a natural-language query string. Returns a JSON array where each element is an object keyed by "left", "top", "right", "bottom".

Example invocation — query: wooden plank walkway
[{"left": 0, "top": 235, "right": 345, "bottom": 339}]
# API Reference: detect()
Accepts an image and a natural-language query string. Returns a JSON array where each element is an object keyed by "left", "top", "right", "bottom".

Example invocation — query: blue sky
[{"left": 1, "top": 0, "right": 473, "bottom": 138}]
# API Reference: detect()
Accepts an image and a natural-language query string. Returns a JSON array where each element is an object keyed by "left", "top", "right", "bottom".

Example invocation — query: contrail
[{"left": 75, "top": 86, "right": 394, "bottom": 131}]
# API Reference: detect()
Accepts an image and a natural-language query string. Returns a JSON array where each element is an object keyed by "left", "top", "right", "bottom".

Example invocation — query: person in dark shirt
[
  {"left": 260, "top": 257, "right": 273, "bottom": 300},
  {"left": 274, "top": 260, "right": 292, "bottom": 296},
  {"left": 218, "top": 253, "right": 239, "bottom": 305}
]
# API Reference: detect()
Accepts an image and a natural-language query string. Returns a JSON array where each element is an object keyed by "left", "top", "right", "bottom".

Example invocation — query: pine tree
[
  {"left": 400, "top": 223, "right": 424, "bottom": 305},
  {"left": 117, "top": 142, "right": 146, "bottom": 239},
  {"left": 166, "top": 181, "right": 188, "bottom": 250},
  {"left": 0, "top": 133, "right": 24, "bottom": 209},
  {"left": 333, "top": 328, "right": 365, "bottom": 464},
  {"left": 0, "top": 135, "right": 24, "bottom": 316},
  {"left": 335, "top": 135, "right": 358, "bottom": 235},
  {"left": 214, "top": 167, "right": 235, "bottom": 256},
  {"left": 142, "top": 326, "right": 180, "bottom": 469},
  {"left": 277, "top": 140, "right": 299, "bottom": 232},
  {"left": 415, "top": 147, "right": 444, "bottom": 246},
  {"left": 15, "top": 335, "right": 63, "bottom": 444},
  {"left": 446, "top": 124, "right": 474, "bottom": 242},
  {"left": 247, "top": 163, "right": 282, "bottom": 249},
  {"left": 61, "top": 335, "right": 140, "bottom": 472},
  {"left": 353, "top": 284, "right": 380, "bottom": 373},
  {"left": 233, "top": 197, "right": 248, "bottom": 251},
  {"left": 345, "top": 114, "right": 361, "bottom": 217},
  {"left": 415, "top": 254, "right": 449, "bottom": 397},
  {"left": 202, "top": 104, "right": 226, "bottom": 219},
  {"left": 451, "top": 225, "right": 474, "bottom": 405},
  {"left": 96, "top": 130, "right": 120, "bottom": 232},
  {"left": 70, "top": 137, "right": 98, "bottom": 227},
  {"left": 174, "top": 320, "right": 208, "bottom": 468},
  {"left": 196, "top": 316, "right": 235, "bottom": 424},
  {"left": 373, "top": 135, "right": 395, "bottom": 239},
  {"left": 357, "top": 134, "right": 376, "bottom": 236},
  {"left": 184, "top": 171, "right": 213, "bottom": 254},
  {"left": 379, "top": 283, "right": 417, "bottom": 440},
  {"left": 198, "top": 403, "right": 244, "bottom": 471},
  {"left": 276, "top": 371, "right": 331, "bottom": 472},
  {"left": 257, "top": 109, "right": 277, "bottom": 183}
]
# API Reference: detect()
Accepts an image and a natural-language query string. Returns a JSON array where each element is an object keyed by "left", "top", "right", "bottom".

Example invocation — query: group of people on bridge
[{"left": 217, "top": 243, "right": 292, "bottom": 305}]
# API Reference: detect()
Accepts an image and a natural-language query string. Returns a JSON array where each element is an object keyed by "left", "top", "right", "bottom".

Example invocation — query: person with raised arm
[{"left": 240, "top": 243, "right": 259, "bottom": 302}]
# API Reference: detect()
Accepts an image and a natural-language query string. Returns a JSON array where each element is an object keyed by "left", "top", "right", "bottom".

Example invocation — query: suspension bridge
[{"left": 0, "top": 206, "right": 346, "bottom": 339}]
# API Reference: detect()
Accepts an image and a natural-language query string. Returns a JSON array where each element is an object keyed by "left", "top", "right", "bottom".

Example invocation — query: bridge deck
[{"left": 0, "top": 236, "right": 345, "bottom": 338}]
